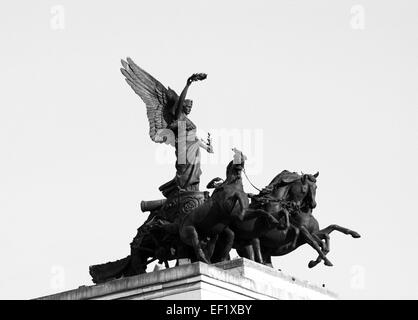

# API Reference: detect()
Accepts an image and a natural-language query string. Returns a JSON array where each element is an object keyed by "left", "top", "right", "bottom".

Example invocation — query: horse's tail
[{"left": 89, "top": 255, "right": 132, "bottom": 284}]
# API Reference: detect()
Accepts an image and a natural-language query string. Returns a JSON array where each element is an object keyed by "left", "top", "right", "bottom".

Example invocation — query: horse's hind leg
[
  {"left": 252, "top": 238, "right": 264, "bottom": 264},
  {"left": 236, "top": 245, "right": 255, "bottom": 261},
  {"left": 205, "top": 235, "right": 219, "bottom": 261},
  {"left": 262, "top": 252, "right": 273, "bottom": 267},
  {"left": 181, "top": 225, "right": 209, "bottom": 264},
  {"left": 215, "top": 227, "right": 235, "bottom": 262},
  {"left": 319, "top": 224, "right": 361, "bottom": 238}
]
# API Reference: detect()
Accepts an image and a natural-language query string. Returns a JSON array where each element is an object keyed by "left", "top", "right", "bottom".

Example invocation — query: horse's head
[{"left": 287, "top": 172, "right": 319, "bottom": 209}]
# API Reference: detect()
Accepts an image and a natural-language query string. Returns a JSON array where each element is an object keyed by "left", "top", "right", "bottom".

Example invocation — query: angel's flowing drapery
[{"left": 159, "top": 118, "right": 202, "bottom": 197}]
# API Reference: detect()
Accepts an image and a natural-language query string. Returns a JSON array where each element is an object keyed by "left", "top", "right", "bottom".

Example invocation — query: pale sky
[{"left": 0, "top": 0, "right": 417, "bottom": 299}]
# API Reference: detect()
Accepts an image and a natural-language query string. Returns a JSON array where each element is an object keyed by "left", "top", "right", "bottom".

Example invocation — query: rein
[{"left": 243, "top": 168, "right": 262, "bottom": 192}]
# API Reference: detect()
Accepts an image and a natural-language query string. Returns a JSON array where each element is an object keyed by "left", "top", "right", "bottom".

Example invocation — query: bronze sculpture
[
  {"left": 236, "top": 171, "right": 361, "bottom": 267},
  {"left": 120, "top": 58, "right": 212, "bottom": 198},
  {"left": 178, "top": 148, "right": 280, "bottom": 264},
  {"left": 89, "top": 59, "right": 361, "bottom": 284}
]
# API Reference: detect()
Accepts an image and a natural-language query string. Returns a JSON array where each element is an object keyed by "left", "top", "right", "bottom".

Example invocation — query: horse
[
  {"left": 258, "top": 171, "right": 361, "bottom": 267},
  {"left": 221, "top": 196, "right": 293, "bottom": 263},
  {"left": 178, "top": 149, "right": 280, "bottom": 263},
  {"left": 229, "top": 171, "right": 320, "bottom": 264},
  {"left": 209, "top": 170, "right": 301, "bottom": 264},
  {"left": 233, "top": 171, "right": 360, "bottom": 268},
  {"left": 88, "top": 150, "right": 279, "bottom": 283}
]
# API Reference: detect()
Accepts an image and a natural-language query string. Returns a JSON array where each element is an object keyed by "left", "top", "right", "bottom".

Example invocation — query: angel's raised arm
[
  {"left": 174, "top": 73, "right": 207, "bottom": 119},
  {"left": 174, "top": 80, "right": 192, "bottom": 120}
]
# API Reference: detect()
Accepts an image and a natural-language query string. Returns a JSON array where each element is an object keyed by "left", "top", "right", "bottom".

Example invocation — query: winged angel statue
[{"left": 120, "top": 58, "right": 213, "bottom": 198}]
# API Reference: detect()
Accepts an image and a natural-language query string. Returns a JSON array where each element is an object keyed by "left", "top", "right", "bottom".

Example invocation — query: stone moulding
[{"left": 36, "top": 258, "right": 337, "bottom": 300}]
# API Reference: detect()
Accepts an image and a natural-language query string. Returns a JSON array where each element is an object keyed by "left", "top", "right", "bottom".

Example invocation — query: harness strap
[{"left": 243, "top": 168, "right": 262, "bottom": 192}]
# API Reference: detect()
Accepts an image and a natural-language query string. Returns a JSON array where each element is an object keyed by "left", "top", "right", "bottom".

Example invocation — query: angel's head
[{"left": 183, "top": 99, "right": 193, "bottom": 115}]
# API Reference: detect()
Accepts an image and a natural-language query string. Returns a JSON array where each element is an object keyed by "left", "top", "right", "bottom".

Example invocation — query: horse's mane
[
  {"left": 258, "top": 170, "right": 301, "bottom": 197},
  {"left": 253, "top": 170, "right": 316, "bottom": 209},
  {"left": 266, "top": 170, "right": 301, "bottom": 187}
]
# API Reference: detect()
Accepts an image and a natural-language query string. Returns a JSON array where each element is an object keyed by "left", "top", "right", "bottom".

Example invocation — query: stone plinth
[{"left": 36, "top": 258, "right": 337, "bottom": 300}]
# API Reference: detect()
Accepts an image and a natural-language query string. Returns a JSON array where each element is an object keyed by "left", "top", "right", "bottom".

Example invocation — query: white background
[{"left": 0, "top": 0, "right": 417, "bottom": 299}]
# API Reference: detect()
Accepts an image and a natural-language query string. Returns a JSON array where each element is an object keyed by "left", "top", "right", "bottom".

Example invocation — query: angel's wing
[{"left": 120, "top": 57, "right": 178, "bottom": 143}]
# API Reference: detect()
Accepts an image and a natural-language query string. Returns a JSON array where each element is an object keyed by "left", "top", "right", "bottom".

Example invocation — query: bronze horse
[
  {"left": 179, "top": 150, "right": 280, "bottom": 263},
  {"left": 222, "top": 195, "right": 292, "bottom": 263},
  {"left": 235, "top": 171, "right": 361, "bottom": 268},
  {"left": 89, "top": 150, "right": 278, "bottom": 283}
]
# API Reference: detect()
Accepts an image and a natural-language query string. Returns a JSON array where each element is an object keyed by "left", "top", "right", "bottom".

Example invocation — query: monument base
[{"left": 37, "top": 258, "right": 337, "bottom": 300}]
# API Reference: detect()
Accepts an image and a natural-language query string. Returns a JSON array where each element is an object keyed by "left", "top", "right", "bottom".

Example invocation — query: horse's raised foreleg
[
  {"left": 231, "top": 192, "right": 278, "bottom": 226},
  {"left": 308, "top": 234, "right": 330, "bottom": 268},
  {"left": 299, "top": 226, "right": 333, "bottom": 266},
  {"left": 308, "top": 255, "right": 322, "bottom": 268},
  {"left": 307, "top": 225, "right": 359, "bottom": 268},
  {"left": 312, "top": 233, "right": 328, "bottom": 252},
  {"left": 318, "top": 224, "right": 361, "bottom": 239},
  {"left": 241, "top": 208, "right": 280, "bottom": 229}
]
